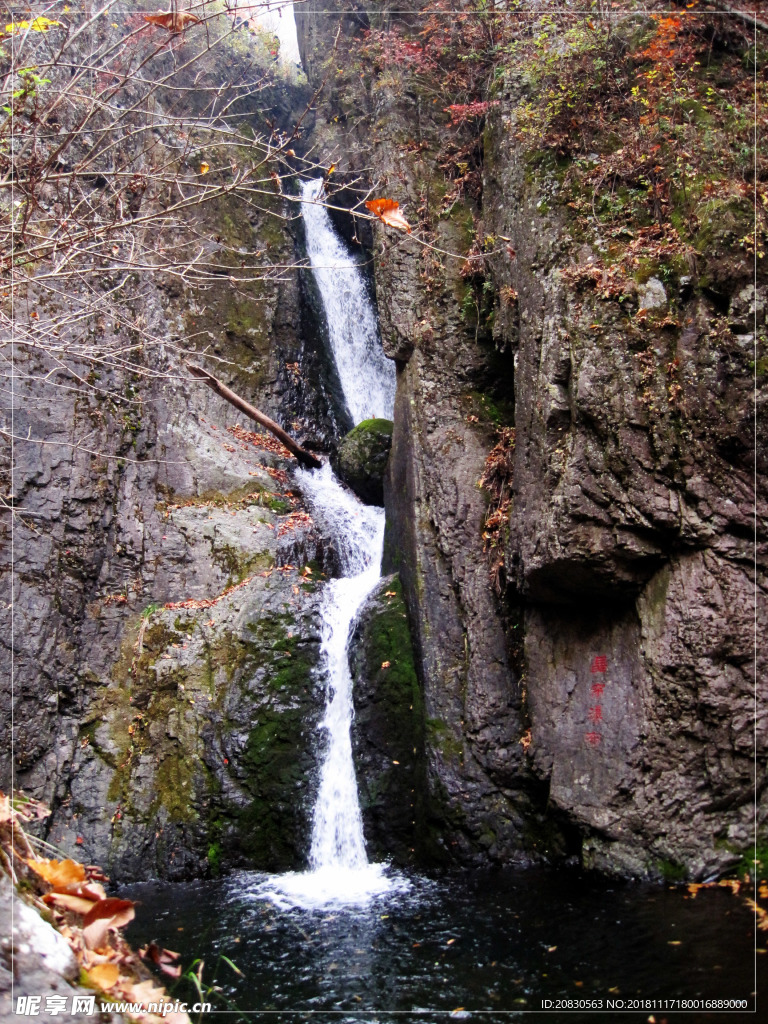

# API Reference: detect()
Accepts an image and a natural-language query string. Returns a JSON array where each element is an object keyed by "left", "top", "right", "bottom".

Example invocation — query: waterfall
[
  {"left": 300, "top": 178, "right": 395, "bottom": 423},
  {"left": 256, "top": 180, "right": 404, "bottom": 909}
]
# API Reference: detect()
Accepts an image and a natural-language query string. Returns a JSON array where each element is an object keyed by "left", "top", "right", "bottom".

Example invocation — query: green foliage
[
  {"left": 736, "top": 843, "right": 768, "bottom": 881},
  {"left": 175, "top": 955, "right": 243, "bottom": 1021}
]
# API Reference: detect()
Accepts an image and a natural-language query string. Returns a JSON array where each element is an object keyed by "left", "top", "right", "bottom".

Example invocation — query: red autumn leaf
[
  {"left": 144, "top": 12, "right": 200, "bottom": 32},
  {"left": 365, "top": 198, "right": 412, "bottom": 234}
]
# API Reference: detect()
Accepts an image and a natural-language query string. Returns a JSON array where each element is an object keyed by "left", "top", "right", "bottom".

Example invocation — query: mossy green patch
[
  {"left": 234, "top": 702, "right": 310, "bottom": 870},
  {"left": 360, "top": 576, "right": 423, "bottom": 733},
  {"left": 426, "top": 717, "right": 464, "bottom": 763}
]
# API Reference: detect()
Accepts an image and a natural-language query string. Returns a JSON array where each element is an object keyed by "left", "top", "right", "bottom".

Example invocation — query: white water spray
[{"left": 255, "top": 180, "right": 405, "bottom": 909}]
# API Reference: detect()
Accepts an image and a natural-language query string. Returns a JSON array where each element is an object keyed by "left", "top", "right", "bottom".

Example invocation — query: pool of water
[{"left": 122, "top": 866, "right": 759, "bottom": 1024}]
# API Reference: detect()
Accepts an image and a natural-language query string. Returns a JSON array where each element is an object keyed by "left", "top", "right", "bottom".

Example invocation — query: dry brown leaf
[
  {"left": 123, "top": 979, "right": 171, "bottom": 1005},
  {"left": 365, "top": 198, "right": 412, "bottom": 234},
  {"left": 43, "top": 891, "right": 98, "bottom": 916},
  {"left": 87, "top": 962, "right": 120, "bottom": 990},
  {"left": 83, "top": 898, "right": 135, "bottom": 950},
  {"left": 26, "top": 858, "right": 86, "bottom": 888},
  {"left": 69, "top": 880, "right": 108, "bottom": 901},
  {"left": 141, "top": 942, "right": 182, "bottom": 979}
]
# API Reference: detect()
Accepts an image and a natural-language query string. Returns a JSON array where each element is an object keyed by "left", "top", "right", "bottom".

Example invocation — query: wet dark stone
[{"left": 333, "top": 419, "right": 393, "bottom": 506}]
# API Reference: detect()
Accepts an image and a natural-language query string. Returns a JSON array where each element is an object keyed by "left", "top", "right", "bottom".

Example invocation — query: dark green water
[{"left": 122, "top": 867, "right": 760, "bottom": 1024}]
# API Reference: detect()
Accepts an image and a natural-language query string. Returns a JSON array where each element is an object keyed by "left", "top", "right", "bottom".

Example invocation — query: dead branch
[{"left": 186, "top": 362, "right": 322, "bottom": 469}]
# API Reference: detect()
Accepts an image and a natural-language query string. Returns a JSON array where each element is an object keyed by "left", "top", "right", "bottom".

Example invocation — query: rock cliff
[{"left": 0, "top": 5, "right": 344, "bottom": 881}]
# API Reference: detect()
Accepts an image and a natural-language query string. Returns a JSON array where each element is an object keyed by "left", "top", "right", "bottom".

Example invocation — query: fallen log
[
  {"left": 186, "top": 363, "right": 323, "bottom": 470},
  {"left": 697, "top": 0, "right": 768, "bottom": 34}
]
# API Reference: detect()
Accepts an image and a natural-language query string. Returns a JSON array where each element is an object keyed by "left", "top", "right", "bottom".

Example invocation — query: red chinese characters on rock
[{"left": 585, "top": 656, "right": 607, "bottom": 748}]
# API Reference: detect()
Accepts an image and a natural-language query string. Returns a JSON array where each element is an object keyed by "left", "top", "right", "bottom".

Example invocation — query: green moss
[
  {"left": 158, "top": 482, "right": 277, "bottom": 513},
  {"left": 362, "top": 576, "right": 423, "bottom": 728},
  {"left": 523, "top": 148, "right": 571, "bottom": 186},
  {"left": 207, "top": 841, "right": 222, "bottom": 877},
  {"left": 335, "top": 419, "right": 393, "bottom": 505},
  {"left": 694, "top": 196, "right": 754, "bottom": 252},
  {"left": 265, "top": 496, "right": 292, "bottom": 514},
  {"left": 152, "top": 722, "right": 198, "bottom": 823},
  {"left": 468, "top": 391, "right": 515, "bottom": 429},
  {"left": 214, "top": 544, "right": 274, "bottom": 584},
  {"left": 657, "top": 858, "right": 688, "bottom": 882},
  {"left": 234, "top": 704, "right": 309, "bottom": 870},
  {"left": 667, "top": 97, "right": 711, "bottom": 126},
  {"left": 266, "top": 634, "right": 316, "bottom": 693}
]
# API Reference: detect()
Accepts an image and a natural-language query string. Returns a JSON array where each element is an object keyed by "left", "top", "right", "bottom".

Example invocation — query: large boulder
[{"left": 333, "top": 419, "right": 393, "bottom": 505}]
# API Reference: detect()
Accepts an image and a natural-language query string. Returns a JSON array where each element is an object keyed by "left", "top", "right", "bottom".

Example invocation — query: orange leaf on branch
[
  {"left": 25, "top": 857, "right": 86, "bottom": 888},
  {"left": 143, "top": 12, "right": 200, "bottom": 32},
  {"left": 365, "top": 198, "right": 412, "bottom": 234}
]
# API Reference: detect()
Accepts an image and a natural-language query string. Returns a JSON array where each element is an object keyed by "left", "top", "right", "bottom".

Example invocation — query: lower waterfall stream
[{"left": 121, "top": 182, "right": 758, "bottom": 1019}]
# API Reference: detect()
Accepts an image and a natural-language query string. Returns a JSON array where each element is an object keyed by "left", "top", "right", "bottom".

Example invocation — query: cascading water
[{"left": 255, "top": 180, "right": 403, "bottom": 908}]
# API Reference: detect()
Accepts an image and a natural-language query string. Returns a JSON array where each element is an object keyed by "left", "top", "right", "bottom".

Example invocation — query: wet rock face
[
  {"left": 333, "top": 419, "right": 393, "bottom": 505},
  {"left": 1, "top": 366, "right": 329, "bottom": 881}
]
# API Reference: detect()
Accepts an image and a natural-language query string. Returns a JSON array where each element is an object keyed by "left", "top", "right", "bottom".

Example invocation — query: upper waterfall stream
[
  {"left": 300, "top": 178, "right": 395, "bottom": 423},
  {"left": 255, "top": 180, "right": 402, "bottom": 909}
]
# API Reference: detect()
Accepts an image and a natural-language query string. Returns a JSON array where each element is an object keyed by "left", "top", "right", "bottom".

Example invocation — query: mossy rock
[
  {"left": 349, "top": 574, "right": 438, "bottom": 866},
  {"left": 333, "top": 418, "right": 393, "bottom": 505}
]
